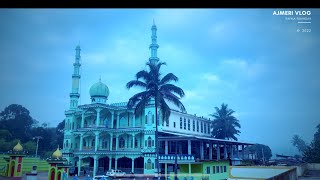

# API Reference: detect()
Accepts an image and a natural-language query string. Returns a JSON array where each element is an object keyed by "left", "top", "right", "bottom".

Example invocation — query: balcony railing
[{"left": 159, "top": 154, "right": 195, "bottom": 161}]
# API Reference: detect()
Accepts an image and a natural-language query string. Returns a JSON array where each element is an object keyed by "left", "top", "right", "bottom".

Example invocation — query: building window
[
  {"left": 212, "top": 166, "right": 215, "bottom": 174},
  {"left": 224, "top": 166, "right": 227, "bottom": 172},
  {"left": 197, "top": 121, "right": 199, "bottom": 132},
  {"left": 220, "top": 166, "right": 223, "bottom": 173},
  {"left": 66, "top": 140, "right": 69, "bottom": 148},
  {"left": 119, "top": 137, "right": 125, "bottom": 148},
  {"left": 166, "top": 119, "right": 169, "bottom": 127},
  {"left": 204, "top": 123, "right": 207, "bottom": 134},
  {"left": 147, "top": 159, "right": 152, "bottom": 170},
  {"left": 72, "top": 122, "right": 74, "bottom": 130},
  {"left": 92, "top": 139, "right": 95, "bottom": 147},
  {"left": 206, "top": 166, "right": 210, "bottom": 174},
  {"left": 188, "top": 119, "right": 190, "bottom": 130},
  {"left": 201, "top": 122, "right": 203, "bottom": 133},
  {"left": 148, "top": 137, "right": 152, "bottom": 147},
  {"left": 174, "top": 122, "right": 176, "bottom": 128},
  {"left": 135, "top": 138, "right": 138, "bottom": 148},
  {"left": 208, "top": 125, "right": 211, "bottom": 134},
  {"left": 216, "top": 166, "right": 219, "bottom": 173},
  {"left": 75, "top": 143, "right": 78, "bottom": 148},
  {"left": 193, "top": 120, "right": 195, "bottom": 131},
  {"left": 83, "top": 140, "right": 86, "bottom": 147},
  {"left": 180, "top": 117, "right": 183, "bottom": 129}
]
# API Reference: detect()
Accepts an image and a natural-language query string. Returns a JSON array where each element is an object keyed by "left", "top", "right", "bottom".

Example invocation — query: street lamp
[{"left": 33, "top": 136, "right": 43, "bottom": 158}]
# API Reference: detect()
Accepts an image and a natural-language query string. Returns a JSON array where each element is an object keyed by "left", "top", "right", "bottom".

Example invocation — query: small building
[
  {"left": 5, "top": 141, "right": 26, "bottom": 179},
  {"left": 46, "top": 147, "right": 71, "bottom": 180}
]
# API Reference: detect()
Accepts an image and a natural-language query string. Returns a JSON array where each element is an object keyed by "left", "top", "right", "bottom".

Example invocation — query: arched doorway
[
  {"left": 117, "top": 157, "right": 131, "bottom": 173},
  {"left": 49, "top": 168, "right": 55, "bottom": 180},
  {"left": 9, "top": 161, "right": 15, "bottom": 177},
  {"left": 98, "top": 156, "right": 110, "bottom": 172},
  {"left": 57, "top": 171, "right": 61, "bottom": 180},
  {"left": 134, "top": 157, "right": 144, "bottom": 174}
]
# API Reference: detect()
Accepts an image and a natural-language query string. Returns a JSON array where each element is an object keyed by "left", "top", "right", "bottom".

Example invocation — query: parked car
[
  {"left": 105, "top": 169, "right": 126, "bottom": 178},
  {"left": 69, "top": 167, "right": 86, "bottom": 176},
  {"left": 93, "top": 175, "right": 111, "bottom": 180}
]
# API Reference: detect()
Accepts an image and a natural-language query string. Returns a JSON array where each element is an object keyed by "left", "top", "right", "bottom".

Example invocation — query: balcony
[{"left": 159, "top": 154, "right": 195, "bottom": 163}]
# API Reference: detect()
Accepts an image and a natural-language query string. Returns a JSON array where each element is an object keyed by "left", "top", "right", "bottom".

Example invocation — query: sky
[{"left": 0, "top": 9, "right": 319, "bottom": 157}]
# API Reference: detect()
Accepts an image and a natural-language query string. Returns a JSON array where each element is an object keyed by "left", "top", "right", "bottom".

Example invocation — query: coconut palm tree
[
  {"left": 126, "top": 61, "right": 186, "bottom": 179},
  {"left": 292, "top": 134, "right": 307, "bottom": 154},
  {"left": 209, "top": 103, "right": 241, "bottom": 141}
]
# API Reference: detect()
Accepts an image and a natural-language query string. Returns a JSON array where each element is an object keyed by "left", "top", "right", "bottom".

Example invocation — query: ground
[{"left": 299, "top": 170, "right": 320, "bottom": 180}]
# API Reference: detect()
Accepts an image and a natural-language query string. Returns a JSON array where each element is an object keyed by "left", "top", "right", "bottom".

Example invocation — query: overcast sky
[{"left": 0, "top": 9, "right": 319, "bottom": 157}]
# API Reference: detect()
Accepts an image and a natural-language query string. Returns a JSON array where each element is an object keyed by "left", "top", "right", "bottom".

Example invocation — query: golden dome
[
  {"left": 13, "top": 141, "right": 23, "bottom": 152},
  {"left": 52, "top": 147, "right": 62, "bottom": 159}
]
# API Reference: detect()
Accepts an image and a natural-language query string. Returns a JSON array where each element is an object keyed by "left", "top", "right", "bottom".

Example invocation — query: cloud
[{"left": 201, "top": 73, "right": 220, "bottom": 82}]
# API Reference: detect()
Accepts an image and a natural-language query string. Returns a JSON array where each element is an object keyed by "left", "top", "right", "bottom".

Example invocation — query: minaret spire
[
  {"left": 149, "top": 20, "right": 159, "bottom": 64},
  {"left": 69, "top": 45, "right": 81, "bottom": 110}
]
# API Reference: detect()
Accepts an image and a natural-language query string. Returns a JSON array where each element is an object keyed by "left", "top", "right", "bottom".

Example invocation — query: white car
[{"left": 106, "top": 169, "right": 126, "bottom": 178}]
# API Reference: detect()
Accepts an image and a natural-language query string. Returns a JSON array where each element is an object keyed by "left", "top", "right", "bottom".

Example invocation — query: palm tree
[
  {"left": 209, "top": 103, "right": 241, "bottom": 141},
  {"left": 292, "top": 134, "right": 307, "bottom": 154},
  {"left": 126, "top": 61, "right": 186, "bottom": 179}
]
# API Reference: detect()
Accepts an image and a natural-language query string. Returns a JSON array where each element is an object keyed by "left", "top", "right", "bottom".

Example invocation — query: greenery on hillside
[{"left": 0, "top": 104, "right": 64, "bottom": 158}]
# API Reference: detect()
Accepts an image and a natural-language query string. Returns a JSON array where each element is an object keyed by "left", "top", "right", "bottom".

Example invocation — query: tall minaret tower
[
  {"left": 149, "top": 20, "right": 159, "bottom": 64},
  {"left": 69, "top": 45, "right": 81, "bottom": 110}
]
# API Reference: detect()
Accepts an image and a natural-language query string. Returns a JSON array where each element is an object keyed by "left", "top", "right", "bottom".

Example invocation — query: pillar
[
  {"left": 115, "top": 159, "right": 118, "bottom": 170},
  {"left": 131, "top": 158, "right": 135, "bottom": 173},
  {"left": 242, "top": 145, "right": 245, "bottom": 159},
  {"left": 209, "top": 142, "right": 212, "bottom": 160},
  {"left": 110, "top": 133, "right": 113, "bottom": 150},
  {"left": 224, "top": 143, "right": 227, "bottom": 159},
  {"left": 81, "top": 112, "right": 85, "bottom": 128},
  {"left": 217, "top": 143, "right": 220, "bottom": 160},
  {"left": 165, "top": 140, "right": 168, "bottom": 154},
  {"left": 200, "top": 142, "right": 204, "bottom": 160},
  {"left": 93, "top": 156, "right": 98, "bottom": 177},
  {"left": 80, "top": 134, "right": 83, "bottom": 151},
  {"left": 116, "top": 135, "right": 119, "bottom": 150},
  {"left": 111, "top": 112, "right": 114, "bottom": 128},
  {"left": 187, "top": 140, "right": 191, "bottom": 155},
  {"left": 109, "top": 158, "right": 112, "bottom": 170},
  {"left": 96, "top": 108, "right": 101, "bottom": 126},
  {"left": 231, "top": 145, "right": 234, "bottom": 159},
  {"left": 236, "top": 145, "right": 239, "bottom": 158},
  {"left": 95, "top": 132, "right": 99, "bottom": 151},
  {"left": 165, "top": 163, "right": 167, "bottom": 178},
  {"left": 116, "top": 113, "right": 120, "bottom": 128},
  {"left": 132, "top": 134, "right": 135, "bottom": 148},
  {"left": 132, "top": 112, "right": 135, "bottom": 127},
  {"left": 188, "top": 163, "right": 191, "bottom": 177},
  {"left": 78, "top": 157, "right": 82, "bottom": 176}
]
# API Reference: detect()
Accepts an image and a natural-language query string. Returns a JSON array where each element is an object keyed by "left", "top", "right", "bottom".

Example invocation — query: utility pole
[{"left": 33, "top": 136, "right": 43, "bottom": 158}]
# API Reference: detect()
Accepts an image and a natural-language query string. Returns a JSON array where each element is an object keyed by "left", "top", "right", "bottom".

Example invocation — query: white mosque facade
[{"left": 62, "top": 23, "right": 253, "bottom": 177}]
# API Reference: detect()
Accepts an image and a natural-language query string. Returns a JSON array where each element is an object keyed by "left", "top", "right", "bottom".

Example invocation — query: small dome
[
  {"left": 89, "top": 79, "right": 109, "bottom": 98},
  {"left": 13, "top": 141, "right": 23, "bottom": 151},
  {"left": 52, "top": 147, "right": 62, "bottom": 159}
]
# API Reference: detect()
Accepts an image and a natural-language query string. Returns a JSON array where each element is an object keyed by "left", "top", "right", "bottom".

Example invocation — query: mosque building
[{"left": 62, "top": 22, "right": 253, "bottom": 177}]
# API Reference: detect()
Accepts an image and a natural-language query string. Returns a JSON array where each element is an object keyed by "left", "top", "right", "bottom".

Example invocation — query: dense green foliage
[
  {"left": 291, "top": 134, "right": 307, "bottom": 155},
  {"left": 303, "top": 123, "right": 320, "bottom": 163},
  {"left": 247, "top": 143, "right": 273, "bottom": 161},
  {"left": 0, "top": 104, "right": 64, "bottom": 158}
]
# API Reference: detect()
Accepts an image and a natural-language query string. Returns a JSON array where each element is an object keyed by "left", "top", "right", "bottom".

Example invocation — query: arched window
[
  {"left": 68, "top": 120, "right": 70, "bottom": 130},
  {"left": 135, "top": 138, "right": 138, "bottom": 148},
  {"left": 148, "top": 111, "right": 152, "bottom": 125},
  {"left": 66, "top": 140, "right": 69, "bottom": 148},
  {"left": 119, "top": 137, "right": 125, "bottom": 148},
  {"left": 92, "top": 139, "right": 95, "bottom": 147},
  {"left": 148, "top": 137, "right": 152, "bottom": 147},
  {"left": 147, "top": 159, "right": 152, "bottom": 170},
  {"left": 84, "top": 120, "right": 88, "bottom": 128},
  {"left": 83, "top": 139, "right": 86, "bottom": 147},
  {"left": 72, "top": 122, "right": 74, "bottom": 130}
]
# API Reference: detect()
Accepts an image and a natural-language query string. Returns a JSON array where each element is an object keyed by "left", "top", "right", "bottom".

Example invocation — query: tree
[
  {"left": 0, "top": 104, "right": 36, "bottom": 142},
  {"left": 127, "top": 61, "right": 186, "bottom": 179},
  {"left": 209, "top": 103, "right": 241, "bottom": 141},
  {"left": 291, "top": 134, "right": 307, "bottom": 155},
  {"left": 247, "top": 144, "right": 272, "bottom": 161},
  {"left": 303, "top": 123, "right": 320, "bottom": 163},
  {"left": 22, "top": 141, "right": 36, "bottom": 155}
]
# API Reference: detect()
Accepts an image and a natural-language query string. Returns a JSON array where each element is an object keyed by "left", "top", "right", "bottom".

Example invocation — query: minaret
[
  {"left": 69, "top": 45, "right": 81, "bottom": 110},
  {"left": 149, "top": 20, "right": 159, "bottom": 64}
]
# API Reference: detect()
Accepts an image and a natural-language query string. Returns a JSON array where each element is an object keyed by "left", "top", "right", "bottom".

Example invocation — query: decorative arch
[
  {"left": 9, "top": 161, "right": 15, "bottom": 177},
  {"left": 148, "top": 136, "right": 152, "bottom": 147},
  {"left": 119, "top": 137, "right": 125, "bottom": 148},
  {"left": 147, "top": 159, "right": 152, "bottom": 170},
  {"left": 49, "top": 167, "right": 55, "bottom": 180},
  {"left": 148, "top": 111, "right": 152, "bottom": 125}
]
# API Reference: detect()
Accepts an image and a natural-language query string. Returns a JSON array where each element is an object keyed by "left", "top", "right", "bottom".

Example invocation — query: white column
[
  {"left": 131, "top": 158, "right": 135, "bottom": 173},
  {"left": 109, "top": 134, "right": 113, "bottom": 151},
  {"left": 188, "top": 140, "right": 191, "bottom": 155},
  {"left": 78, "top": 156, "right": 82, "bottom": 176},
  {"left": 96, "top": 108, "right": 101, "bottom": 126},
  {"left": 93, "top": 156, "right": 98, "bottom": 177},
  {"left": 81, "top": 112, "right": 85, "bottom": 128},
  {"left": 165, "top": 163, "right": 167, "bottom": 178},
  {"left": 80, "top": 134, "right": 83, "bottom": 151},
  {"left": 109, "top": 158, "right": 112, "bottom": 170},
  {"left": 224, "top": 143, "right": 227, "bottom": 159},
  {"left": 217, "top": 144, "right": 220, "bottom": 160},
  {"left": 209, "top": 142, "right": 212, "bottom": 160},
  {"left": 132, "top": 112, "right": 136, "bottom": 127},
  {"left": 95, "top": 132, "right": 99, "bottom": 151},
  {"left": 115, "top": 158, "right": 118, "bottom": 170},
  {"left": 116, "top": 135, "right": 119, "bottom": 150},
  {"left": 236, "top": 145, "right": 239, "bottom": 158},
  {"left": 242, "top": 145, "right": 245, "bottom": 159},
  {"left": 116, "top": 113, "right": 120, "bottom": 128},
  {"left": 231, "top": 145, "right": 234, "bottom": 159},
  {"left": 165, "top": 140, "right": 169, "bottom": 154},
  {"left": 132, "top": 134, "right": 135, "bottom": 148},
  {"left": 188, "top": 163, "right": 191, "bottom": 177},
  {"left": 111, "top": 112, "right": 114, "bottom": 128}
]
